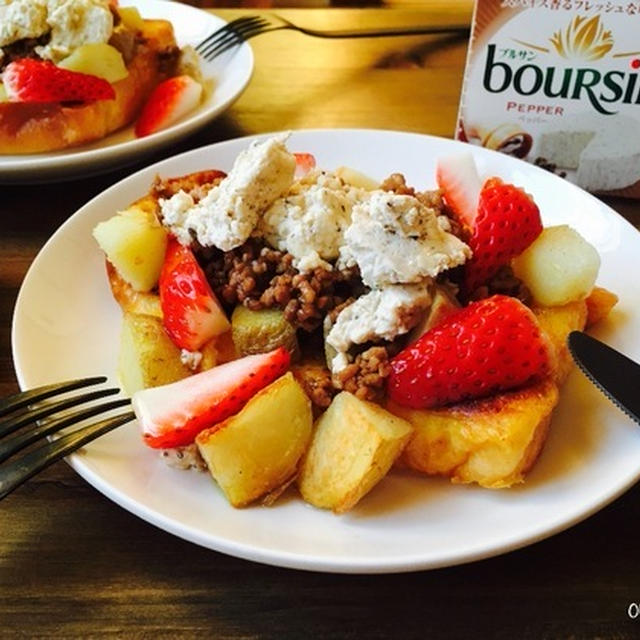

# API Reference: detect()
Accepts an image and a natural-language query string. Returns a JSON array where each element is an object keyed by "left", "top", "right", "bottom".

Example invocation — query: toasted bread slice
[
  {"left": 389, "top": 379, "right": 559, "bottom": 488},
  {"left": 387, "top": 290, "right": 616, "bottom": 488},
  {"left": 0, "top": 20, "right": 178, "bottom": 154}
]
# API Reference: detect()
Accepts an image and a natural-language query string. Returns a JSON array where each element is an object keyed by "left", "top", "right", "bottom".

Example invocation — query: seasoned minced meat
[
  {"left": 332, "top": 345, "right": 392, "bottom": 403},
  {"left": 199, "top": 240, "right": 364, "bottom": 331}
]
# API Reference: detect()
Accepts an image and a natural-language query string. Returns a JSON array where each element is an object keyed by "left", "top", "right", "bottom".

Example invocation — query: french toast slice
[
  {"left": 0, "top": 20, "right": 179, "bottom": 154},
  {"left": 387, "top": 292, "right": 615, "bottom": 488}
]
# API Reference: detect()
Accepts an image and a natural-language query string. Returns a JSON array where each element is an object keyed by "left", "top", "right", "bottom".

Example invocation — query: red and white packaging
[{"left": 456, "top": 0, "right": 640, "bottom": 198}]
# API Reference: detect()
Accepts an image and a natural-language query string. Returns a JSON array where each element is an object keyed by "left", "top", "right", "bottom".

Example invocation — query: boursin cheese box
[{"left": 456, "top": 0, "right": 640, "bottom": 197}]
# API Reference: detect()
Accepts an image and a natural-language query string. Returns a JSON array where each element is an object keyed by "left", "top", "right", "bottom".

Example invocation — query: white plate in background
[
  {"left": 0, "top": 0, "right": 253, "bottom": 183},
  {"left": 12, "top": 129, "right": 640, "bottom": 573}
]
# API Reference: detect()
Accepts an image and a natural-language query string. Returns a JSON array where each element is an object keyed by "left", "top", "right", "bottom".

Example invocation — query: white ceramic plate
[
  {"left": 0, "top": 0, "right": 253, "bottom": 183},
  {"left": 12, "top": 129, "right": 640, "bottom": 573}
]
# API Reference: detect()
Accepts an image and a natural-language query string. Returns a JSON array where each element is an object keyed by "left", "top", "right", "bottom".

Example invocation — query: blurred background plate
[{"left": 0, "top": 0, "right": 254, "bottom": 184}]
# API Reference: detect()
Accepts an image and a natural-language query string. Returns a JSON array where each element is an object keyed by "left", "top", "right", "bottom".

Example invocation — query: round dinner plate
[
  {"left": 0, "top": 0, "right": 253, "bottom": 183},
  {"left": 12, "top": 129, "right": 640, "bottom": 573}
]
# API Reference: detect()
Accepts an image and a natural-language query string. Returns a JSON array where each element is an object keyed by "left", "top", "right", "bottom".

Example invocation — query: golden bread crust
[{"left": 0, "top": 20, "right": 177, "bottom": 154}]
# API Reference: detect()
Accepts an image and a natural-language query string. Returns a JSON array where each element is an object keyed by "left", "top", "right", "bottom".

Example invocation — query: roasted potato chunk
[
  {"left": 118, "top": 312, "right": 191, "bottom": 395},
  {"left": 389, "top": 379, "right": 559, "bottom": 488},
  {"left": 298, "top": 392, "right": 413, "bottom": 513},
  {"left": 196, "top": 373, "right": 313, "bottom": 508},
  {"left": 231, "top": 306, "right": 299, "bottom": 358}
]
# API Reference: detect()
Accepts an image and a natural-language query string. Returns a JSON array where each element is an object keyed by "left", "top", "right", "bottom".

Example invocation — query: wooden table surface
[{"left": 2, "top": 6, "right": 640, "bottom": 638}]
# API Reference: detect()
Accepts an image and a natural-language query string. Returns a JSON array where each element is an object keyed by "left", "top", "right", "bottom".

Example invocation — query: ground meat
[
  {"left": 468, "top": 265, "right": 532, "bottom": 305},
  {"left": 292, "top": 363, "right": 336, "bottom": 410},
  {"left": 152, "top": 170, "right": 226, "bottom": 203},
  {"left": 200, "top": 240, "right": 364, "bottom": 331},
  {"left": 156, "top": 45, "right": 181, "bottom": 75},
  {"left": 333, "top": 345, "right": 392, "bottom": 402},
  {"left": 0, "top": 35, "right": 49, "bottom": 72},
  {"left": 380, "top": 173, "right": 445, "bottom": 211}
]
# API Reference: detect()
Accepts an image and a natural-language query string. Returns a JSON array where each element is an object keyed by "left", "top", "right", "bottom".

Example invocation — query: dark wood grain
[{"left": 2, "top": 6, "right": 640, "bottom": 639}]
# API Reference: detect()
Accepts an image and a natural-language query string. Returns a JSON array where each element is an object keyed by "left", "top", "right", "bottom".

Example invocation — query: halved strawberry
[
  {"left": 134, "top": 347, "right": 291, "bottom": 448},
  {"left": 464, "top": 177, "right": 542, "bottom": 293},
  {"left": 135, "top": 74, "right": 202, "bottom": 137},
  {"left": 435, "top": 152, "right": 482, "bottom": 234},
  {"left": 3, "top": 58, "right": 115, "bottom": 103},
  {"left": 159, "top": 237, "right": 230, "bottom": 351},
  {"left": 293, "top": 152, "right": 316, "bottom": 178},
  {"left": 387, "top": 295, "right": 552, "bottom": 409}
]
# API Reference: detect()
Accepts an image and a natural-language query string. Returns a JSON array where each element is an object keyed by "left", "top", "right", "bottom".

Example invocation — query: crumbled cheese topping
[
  {"left": 260, "top": 170, "right": 369, "bottom": 272},
  {"left": 0, "top": 0, "right": 48, "bottom": 49},
  {"left": 0, "top": 0, "right": 114, "bottom": 63},
  {"left": 339, "top": 191, "right": 471, "bottom": 288},
  {"left": 326, "top": 284, "right": 432, "bottom": 372},
  {"left": 180, "top": 349, "right": 202, "bottom": 371},
  {"left": 160, "top": 135, "right": 296, "bottom": 251}
]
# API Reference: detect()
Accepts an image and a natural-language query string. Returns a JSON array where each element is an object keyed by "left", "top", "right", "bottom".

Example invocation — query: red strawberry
[
  {"left": 135, "top": 75, "right": 202, "bottom": 137},
  {"left": 293, "top": 152, "right": 316, "bottom": 178},
  {"left": 387, "top": 295, "right": 551, "bottom": 409},
  {"left": 159, "top": 238, "right": 230, "bottom": 351},
  {"left": 436, "top": 152, "right": 482, "bottom": 234},
  {"left": 3, "top": 59, "right": 115, "bottom": 103},
  {"left": 134, "top": 348, "right": 291, "bottom": 448},
  {"left": 464, "top": 177, "right": 542, "bottom": 293}
]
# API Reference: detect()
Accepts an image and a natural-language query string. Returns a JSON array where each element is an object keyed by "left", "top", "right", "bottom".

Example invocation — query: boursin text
[{"left": 482, "top": 44, "right": 640, "bottom": 115}]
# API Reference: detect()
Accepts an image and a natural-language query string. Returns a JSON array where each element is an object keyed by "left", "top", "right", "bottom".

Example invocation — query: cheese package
[{"left": 456, "top": 0, "right": 640, "bottom": 197}]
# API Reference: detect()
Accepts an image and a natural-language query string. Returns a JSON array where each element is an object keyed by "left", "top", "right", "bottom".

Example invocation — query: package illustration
[{"left": 456, "top": 0, "right": 640, "bottom": 197}]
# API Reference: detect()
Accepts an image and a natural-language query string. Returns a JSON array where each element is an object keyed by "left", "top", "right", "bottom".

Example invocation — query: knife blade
[{"left": 568, "top": 331, "right": 640, "bottom": 426}]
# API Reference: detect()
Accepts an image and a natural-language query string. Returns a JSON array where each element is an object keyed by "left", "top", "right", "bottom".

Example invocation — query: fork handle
[{"left": 297, "top": 24, "right": 470, "bottom": 39}]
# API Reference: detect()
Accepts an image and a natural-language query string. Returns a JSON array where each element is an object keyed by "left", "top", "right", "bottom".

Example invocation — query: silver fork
[
  {"left": 196, "top": 14, "right": 470, "bottom": 62},
  {"left": 0, "top": 377, "right": 135, "bottom": 500}
]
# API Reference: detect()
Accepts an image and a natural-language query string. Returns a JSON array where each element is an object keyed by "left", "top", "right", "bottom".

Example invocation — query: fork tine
[
  {"left": 0, "top": 397, "right": 131, "bottom": 464},
  {"left": 0, "top": 376, "right": 107, "bottom": 418},
  {"left": 0, "top": 410, "right": 136, "bottom": 501},
  {"left": 198, "top": 16, "right": 269, "bottom": 61},
  {"left": 195, "top": 16, "right": 263, "bottom": 55},
  {"left": 0, "top": 386, "right": 121, "bottom": 440}
]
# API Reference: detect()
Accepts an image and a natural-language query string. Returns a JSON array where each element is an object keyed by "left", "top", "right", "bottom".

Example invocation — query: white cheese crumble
[
  {"left": 180, "top": 349, "right": 202, "bottom": 371},
  {"left": 0, "top": 0, "right": 114, "bottom": 63},
  {"left": 326, "top": 283, "right": 432, "bottom": 372},
  {"left": 260, "top": 170, "right": 369, "bottom": 272},
  {"left": 160, "top": 135, "right": 296, "bottom": 251},
  {"left": 0, "top": 0, "right": 48, "bottom": 50},
  {"left": 339, "top": 191, "right": 470, "bottom": 289}
]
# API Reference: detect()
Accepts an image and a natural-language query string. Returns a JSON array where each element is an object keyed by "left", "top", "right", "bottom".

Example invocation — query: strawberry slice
[
  {"left": 134, "top": 348, "right": 291, "bottom": 448},
  {"left": 2, "top": 59, "right": 115, "bottom": 103},
  {"left": 293, "top": 152, "right": 316, "bottom": 178},
  {"left": 387, "top": 295, "right": 552, "bottom": 409},
  {"left": 135, "top": 74, "right": 202, "bottom": 137},
  {"left": 464, "top": 177, "right": 542, "bottom": 293},
  {"left": 159, "top": 237, "right": 230, "bottom": 351},
  {"left": 435, "top": 152, "right": 482, "bottom": 234}
]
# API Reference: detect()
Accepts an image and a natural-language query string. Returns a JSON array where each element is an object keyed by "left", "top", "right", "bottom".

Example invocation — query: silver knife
[{"left": 568, "top": 331, "right": 640, "bottom": 425}]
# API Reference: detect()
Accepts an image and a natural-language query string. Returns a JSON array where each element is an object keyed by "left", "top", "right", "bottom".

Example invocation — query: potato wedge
[
  {"left": 196, "top": 373, "right": 313, "bottom": 508},
  {"left": 298, "top": 392, "right": 413, "bottom": 513},
  {"left": 388, "top": 379, "right": 559, "bottom": 488},
  {"left": 93, "top": 203, "right": 168, "bottom": 292},
  {"left": 118, "top": 312, "right": 191, "bottom": 395},
  {"left": 231, "top": 306, "right": 299, "bottom": 359}
]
